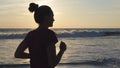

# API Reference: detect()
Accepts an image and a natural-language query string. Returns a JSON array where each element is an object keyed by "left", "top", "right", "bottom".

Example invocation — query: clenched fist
[{"left": 60, "top": 41, "right": 67, "bottom": 52}]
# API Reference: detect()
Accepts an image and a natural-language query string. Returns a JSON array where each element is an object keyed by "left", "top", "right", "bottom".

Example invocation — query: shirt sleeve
[
  {"left": 47, "top": 30, "right": 58, "bottom": 44},
  {"left": 24, "top": 32, "right": 32, "bottom": 44}
]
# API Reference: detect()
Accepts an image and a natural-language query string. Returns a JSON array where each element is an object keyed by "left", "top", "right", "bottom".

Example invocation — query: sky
[{"left": 0, "top": 0, "right": 120, "bottom": 28}]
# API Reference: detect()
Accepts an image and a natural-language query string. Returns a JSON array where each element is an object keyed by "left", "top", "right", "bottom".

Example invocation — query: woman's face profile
[{"left": 44, "top": 14, "right": 55, "bottom": 27}]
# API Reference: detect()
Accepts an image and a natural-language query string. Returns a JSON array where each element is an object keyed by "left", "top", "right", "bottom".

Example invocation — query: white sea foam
[{"left": 0, "top": 28, "right": 120, "bottom": 39}]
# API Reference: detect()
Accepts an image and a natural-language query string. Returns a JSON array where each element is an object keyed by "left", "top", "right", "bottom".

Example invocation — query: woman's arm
[
  {"left": 55, "top": 41, "right": 66, "bottom": 64},
  {"left": 47, "top": 41, "right": 67, "bottom": 67},
  {"left": 14, "top": 40, "right": 30, "bottom": 59}
]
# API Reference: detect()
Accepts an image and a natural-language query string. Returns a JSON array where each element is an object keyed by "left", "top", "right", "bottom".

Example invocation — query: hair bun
[{"left": 28, "top": 3, "right": 38, "bottom": 12}]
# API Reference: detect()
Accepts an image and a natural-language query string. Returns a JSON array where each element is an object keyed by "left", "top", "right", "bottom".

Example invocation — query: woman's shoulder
[
  {"left": 26, "top": 29, "right": 37, "bottom": 36},
  {"left": 47, "top": 29, "right": 56, "bottom": 34},
  {"left": 28, "top": 28, "right": 56, "bottom": 35}
]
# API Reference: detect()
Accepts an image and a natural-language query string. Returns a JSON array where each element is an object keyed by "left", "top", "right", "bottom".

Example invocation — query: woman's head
[{"left": 28, "top": 3, "right": 54, "bottom": 27}]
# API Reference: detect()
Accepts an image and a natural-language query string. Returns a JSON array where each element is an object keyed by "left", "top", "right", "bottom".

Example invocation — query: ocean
[{"left": 0, "top": 28, "right": 120, "bottom": 68}]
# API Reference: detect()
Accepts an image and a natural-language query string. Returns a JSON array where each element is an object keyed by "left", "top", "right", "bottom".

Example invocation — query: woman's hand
[{"left": 60, "top": 41, "right": 67, "bottom": 52}]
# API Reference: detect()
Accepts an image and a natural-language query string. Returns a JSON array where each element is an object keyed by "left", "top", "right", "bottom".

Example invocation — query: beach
[
  {"left": 0, "top": 28, "right": 120, "bottom": 68},
  {"left": 0, "top": 64, "right": 111, "bottom": 68}
]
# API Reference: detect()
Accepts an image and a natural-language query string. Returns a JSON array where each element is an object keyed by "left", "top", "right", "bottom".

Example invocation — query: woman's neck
[{"left": 37, "top": 25, "right": 49, "bottom": 29}]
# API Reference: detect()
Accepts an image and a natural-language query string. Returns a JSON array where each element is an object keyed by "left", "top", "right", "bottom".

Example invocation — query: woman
[{"left": 14, "top": 3, "right": 67, "bottom": 68}]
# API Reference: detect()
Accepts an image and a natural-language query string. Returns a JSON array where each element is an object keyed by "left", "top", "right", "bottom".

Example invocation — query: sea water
[{"left": 0, "top": 28, "right": 120, "bottom": 68}]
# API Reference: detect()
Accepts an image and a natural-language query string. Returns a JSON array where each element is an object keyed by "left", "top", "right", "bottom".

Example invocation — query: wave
[
  {"left": 57, "top": 31, "right": 120, "bottom": 38},
  {"left": 81, "top": 58, "right": 120, "bottom": 65},
  {"left": 0, "top": 58, "right": 120, "bottom": 67},
  {"left": 60, "top": 58, "right": 120, "bottom": 66},
  {"left": 0, "top": 31, "right": 120, "bottom": 39},
  {"left": 0, "top": 33, "right": 26, "bottom": 39}
]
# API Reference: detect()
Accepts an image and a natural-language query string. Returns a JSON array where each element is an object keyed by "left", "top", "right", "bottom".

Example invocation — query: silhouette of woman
[{"left": 14, "top": 3, "right": 67, "bottom": 68}]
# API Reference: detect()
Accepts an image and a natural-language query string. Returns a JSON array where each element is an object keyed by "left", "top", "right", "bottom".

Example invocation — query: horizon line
[{"left": 0, "top": 27, "right": 120, "bottom": 29}]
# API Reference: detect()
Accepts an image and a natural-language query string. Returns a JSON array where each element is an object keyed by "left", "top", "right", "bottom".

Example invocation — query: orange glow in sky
[{"left": 0, "top": 0, "right": 120, "bottom": 28}]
